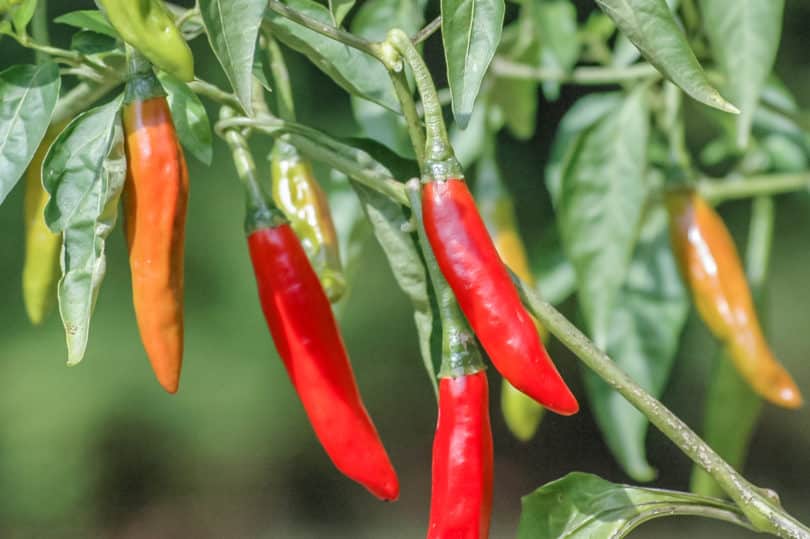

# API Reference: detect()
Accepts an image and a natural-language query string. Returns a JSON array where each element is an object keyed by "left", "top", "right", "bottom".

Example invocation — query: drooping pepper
[
  {"left": 270, "top": 140, "right": 346, "bottom": 302},
  {"left": 386, "top": 28, "right": 578, "bottom": 416},
  {"left": 22, "top": 125, "right": 64, "bottom": 325},
  {"left": 474, "top": 148, "right": 546, "bottom": 441},
  {"left": 122, "top": 52, "right": 188, "bottom": 394},
  {"left": 221, "top": 108, "right": 399, "bottom": 501},
  {"left": 409, "top": 184, "right": 493, "bottom": 539},
  {"left": 666, "top": 189, "right": 802, "bottom": 408},
  {"left": 96, "top": 0, "right": 194, "bottom": 82}
]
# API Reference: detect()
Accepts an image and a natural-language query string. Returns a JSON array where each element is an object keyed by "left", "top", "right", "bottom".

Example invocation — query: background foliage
[{"left": 1, "top": 0, "right": 809, "bottom": 537}]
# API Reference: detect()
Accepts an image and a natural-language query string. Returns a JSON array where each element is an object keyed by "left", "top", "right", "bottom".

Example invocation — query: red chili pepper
[
  {"left": 422, "top": 179, "right": 578, "bottom": 416},
  {"left": 427, "top": 372, "right": 494, "bottom": 539},
  {"left": 220, "top": 108, "right": 399, "bottom": 500},
  {"left": 248, "top": 224, "right": 399, "bottom": 500}
]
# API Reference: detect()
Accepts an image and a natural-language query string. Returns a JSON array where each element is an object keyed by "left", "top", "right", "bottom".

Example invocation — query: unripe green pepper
[
  {"left": 96, "top": 0, "right": 194, "bottom": 82},
  {"left": 270, "top": 140, "right": 346, "bottom": 302}
]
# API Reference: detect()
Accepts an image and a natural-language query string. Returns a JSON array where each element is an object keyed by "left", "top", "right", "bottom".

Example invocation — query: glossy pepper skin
[
  {"left": 427, "top": 372, "right": 494, "bottom": 539},
  {"left": 97, "top": 0, "right": 194, "bottom": 82},
  {"left": 270, "top": 141, "right": 346, "bottom": 302},
  {"left": 123, "top": 95, "right": 189, "bottom": 394},
  {"left": 475, "top": 156, "right": 545, "bottom": 441},
  {"left": 423, "top": 179, "right": 578, "bottom": 415},
  {"left": 22, "top": 126, "right": 63, "bottom": 325},
  {"left": 248, "top": 223, "right": 399, "bottom": 500},
  {"left": 666, "top": 189, "right": 802, "bottom": 408}
]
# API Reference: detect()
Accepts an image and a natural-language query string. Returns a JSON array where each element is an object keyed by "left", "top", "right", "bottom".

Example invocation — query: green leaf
[
  {"left": 0, "top": 62, "right": 60, "bottom": 205},
  {"left": 530, "top": 223, "right": 576, "bottom": 306},
  {"left": 349, "top": 0, "right": 425, "bottom": 158},
  {"left": 449, "top": 94, "right": 489, "bottom": 168},
  {"left": 328, "top": 0, "right": 355, "bottom": 26},
  {"left": 611, "top": 0, "right": 678, "bottom": 68},
  {"left": 546, "top": 92, "right": 623, "bottom": 204},
  {"left": 584, "top": 205, "right": 689, "bottom": 481},
  {"left": 199, "top": 0, "right": 266, "bottom": 114},
  {"left": 518, "top": 472, "right": 751, "bottom": 538},
  {"left": 70, "top": 30, "right": 117, "bottom": 55},
  {"left": 352, "top": 183, "right": 438, "bottom": 395},
  {"left": 700, "top": 0, "right": 784, "bottom": 148},
  {"left": 536, "top": 0, "right": 579, "bottom": 100},
  {"left": 10, "top": 0, "right": 35, "bottom": 34},
  {"left": 442, "top": 0, "right": 505, "bottom": 128},
  {"left": 42, "top": 94, "right": 126, "bottom": 365},
  {"left": 595, "top": 0, "right": 738, "bottom": 114},
  {"left": 557, "top": 89, "right": 649, "bottom": 348},
  {"left": 266, "top": 0, "right": 400, "bottom": 112},
  {"left": 158, "top": 72, "right": 213, "bottom": 165},
  {"left": 54, "top": 9, "right": 118, "bottom": 38}
]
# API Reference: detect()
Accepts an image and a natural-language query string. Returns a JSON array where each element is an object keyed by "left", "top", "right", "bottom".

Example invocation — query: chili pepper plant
[{"left": 1, "top": 0, "right": 809, "bottom": 537}]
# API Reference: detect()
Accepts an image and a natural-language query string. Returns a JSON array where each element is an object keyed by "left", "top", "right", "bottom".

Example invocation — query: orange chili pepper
[
  {"left": 666, "top": 189, "right": 801, "bottom": 408},
  {"left": 122, "top": 59, "right": 188, "bottom": 393}
]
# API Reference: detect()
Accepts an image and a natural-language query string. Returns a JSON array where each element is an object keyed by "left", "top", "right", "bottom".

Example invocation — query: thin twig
[{"left": 412, "top": 16, "right": 441, "bottom": 44}]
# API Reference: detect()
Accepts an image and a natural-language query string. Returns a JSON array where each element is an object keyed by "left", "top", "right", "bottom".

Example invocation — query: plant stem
[
  {"left": 513, "top": 278, "right": 810, "bottom": 538},
  {"left": 388, "top": 69, "right": 426, "bottom": 169},
  {"left": 699, "top": 173, "right": 810, "bottom": 204},
  {"left": 265, "top": 0, "right": 384, "bottom": 60},
  {"left": 490, "top": 57, "right": 660, "bottom": 85},
  {"left": 265, "top": 35, "right": 296, "bottom": 121},
  {"left": 188, "top": 79, "right": 244, "bottom": 112},
  {"left": 387, "top": 28, "right": 460, "bottom": 179},
  {"left": 412, "top": 16, "right": 441, "bottom": 45},
  {"left": 31, "top": 0, "right": 50, "bottom": 64}
]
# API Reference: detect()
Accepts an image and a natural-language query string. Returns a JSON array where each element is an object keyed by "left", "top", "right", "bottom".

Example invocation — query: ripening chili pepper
[
  {"left": 423, "top": 178, "right": 579, "bottom": 416},
  {"left": 666, "top": 189, "right": 802, "bottom": 408},
  {"left": 122, "top": 53, "right": 188, "bottom": 394},
  {"left": 408, "top": 183, "right": 494, "bottom": 539},
  {"left": 474, "top": 150, "right": 546, "bottom": 441},
  {"left": 220, "top": 108, "right": 399, "bottom": 500},
  {"left": 270, "top": 140, "right": 346, "bottom": 302},
  {"left": 22, "top": 125, "right": 63, "bottom": 325},
  {"left": 428, "top": 372, "right": 494, "bottom": 539},
  {"left": 97, "top": 0, "right": 194, "bottom": 82}
]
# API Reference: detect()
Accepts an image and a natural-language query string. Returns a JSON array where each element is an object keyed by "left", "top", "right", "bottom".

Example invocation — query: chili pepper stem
[{"left": 386, "top": 29, "right": 462, "bottom": 181}]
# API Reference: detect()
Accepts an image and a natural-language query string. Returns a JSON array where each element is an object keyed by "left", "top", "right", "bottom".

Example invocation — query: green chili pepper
[
  {"left": 270, "top": 140, "right": 346, "bottom": 302},
  {"left": 96, "top": 0, "right": 194, "bottom": 82},
  {"left": 22, "top": 126, "right": 63, "bottom": 325}
]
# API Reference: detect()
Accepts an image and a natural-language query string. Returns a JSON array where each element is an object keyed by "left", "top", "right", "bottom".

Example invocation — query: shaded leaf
[
  {"left": 442, "top": 0, "right": 505, "bottom": 127},
  {"left": 70, "top": 30, "right": 117, "bottom": 55},
  {"left": 54, "top": 9, "right": 118, "bottom": 38},
  {"left": 199, "top": 0, "right": 266, "bottom": 114},
  {"left": 595, "top": 0, "right": 738, "bottom": 114},
  {"left": 158, "top": 71, "right": 213, "bottom": 165},
  {"left": 546, "top": 92, "right": 622, "bottom": 204},
  {"left": 0, "top": 62, "right": 60, "bottom": 205},
  {"left": 584, "top": 206, "right": 689, "bottom": 481},
  {"left": 518, "top": 472, "right": 750, "bottom": 538},
  {"left": 557, "top": 89, "right": 649, "bottom": 348},
  {"left": 530, "top": 223, "right": 576, "bottom": 306},
  {"left": 42, "top": 94, "right": 126, "bottom": 364},
  {"left": 266, "top": 0, "right": 400, "bottom": 112},
  {"left": 700, "top": 0, "right": 784, "bottom": 148}
]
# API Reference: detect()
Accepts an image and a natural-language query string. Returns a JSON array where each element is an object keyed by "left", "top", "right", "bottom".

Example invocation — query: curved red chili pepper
[
  {"left": 247, "top": 223, "right": 399, "bottom": 500},
  {"left": 422, "top": 179, "right": 578, "bottom": 415},
  {"left": 428, "top": 372, "right": 494, "bottom": 539}
]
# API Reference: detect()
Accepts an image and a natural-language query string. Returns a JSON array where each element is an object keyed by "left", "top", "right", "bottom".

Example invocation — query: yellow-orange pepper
[
  {"left": 666, "top": 189, "right": 802, "bottom": 409},
  {"left": 22, "top": 125, "right": 64, "bottom": 325}
]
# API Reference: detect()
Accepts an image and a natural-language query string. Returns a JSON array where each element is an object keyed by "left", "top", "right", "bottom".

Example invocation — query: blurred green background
[{"left": 1, "top": 1, "right": 810, "bottom": 537}]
